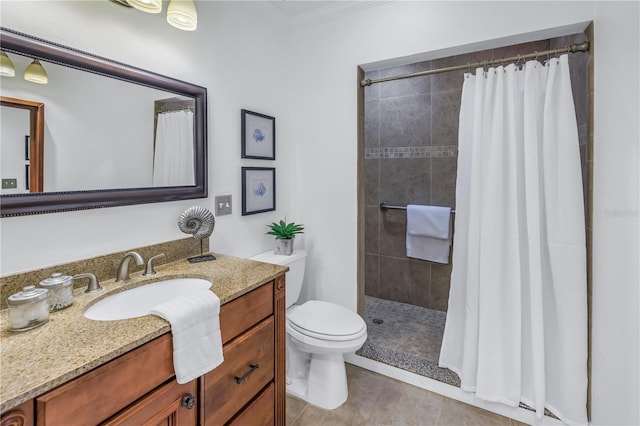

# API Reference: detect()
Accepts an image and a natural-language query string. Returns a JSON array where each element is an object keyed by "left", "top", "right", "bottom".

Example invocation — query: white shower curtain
[
  {"left": 439, "top": 55, "right": 587, "bottom": 425},
  {"left": 153, "top": 110, "right": 195, "bottom": 186}
]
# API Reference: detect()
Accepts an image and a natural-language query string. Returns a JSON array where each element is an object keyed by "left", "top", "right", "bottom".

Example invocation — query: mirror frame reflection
[{"left": 0, "top": 27, "right": 207, "bottom": 217}]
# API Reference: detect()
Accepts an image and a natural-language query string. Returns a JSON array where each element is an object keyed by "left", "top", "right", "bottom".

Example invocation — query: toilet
[{"left": 250, "top": 249, "right": 367, "bottom": 410}]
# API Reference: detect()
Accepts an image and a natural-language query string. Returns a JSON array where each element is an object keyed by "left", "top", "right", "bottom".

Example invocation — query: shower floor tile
[{"left": 357, "top": 296, "right": 461, "bottom": 387}]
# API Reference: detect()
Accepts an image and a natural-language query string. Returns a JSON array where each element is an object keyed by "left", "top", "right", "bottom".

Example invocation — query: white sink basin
[{"left": 84, "top": 278, "right": 212, "bottom": 321}]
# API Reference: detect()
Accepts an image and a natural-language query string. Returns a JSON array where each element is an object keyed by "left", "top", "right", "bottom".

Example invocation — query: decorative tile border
[{"left": 365, "top": 146, "right": 457, "bottom": 159}]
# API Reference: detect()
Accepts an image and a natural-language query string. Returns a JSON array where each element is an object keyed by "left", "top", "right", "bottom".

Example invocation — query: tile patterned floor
[
  {"left": 357, "top": 296, "right": 460, "bottom": 386},
  {"left": 287, "top": 364, "right": 527, "bottom": 425}
]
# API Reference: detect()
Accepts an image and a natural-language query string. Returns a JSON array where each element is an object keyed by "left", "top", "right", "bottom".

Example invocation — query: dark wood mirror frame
[{"left": 0, "top": 27, "right": 207, "bottom": 217}]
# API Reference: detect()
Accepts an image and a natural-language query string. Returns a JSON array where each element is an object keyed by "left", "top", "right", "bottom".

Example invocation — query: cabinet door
[
  {"left": 101, "top": 380, "right": 197, "bottom": 426},
  {"left": 0, "top": 400, "right": 33, "bottom": 426}
]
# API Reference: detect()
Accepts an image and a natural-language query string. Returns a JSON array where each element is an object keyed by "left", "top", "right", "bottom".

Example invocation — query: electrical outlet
[
  {"left": 2, "top": 179, "right": 17, "bottom": 189},
  {"left": 215, "top": 195, "right": 232, "bottom": 216}
]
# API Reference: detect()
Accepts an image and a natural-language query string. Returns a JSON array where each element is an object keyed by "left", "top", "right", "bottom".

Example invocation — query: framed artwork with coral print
[
  {"left": 241, "top": 109, "right": 275, "bottom": 160},
  {"left": 242, "top": 167, "right": 276, "bottom": 215}
]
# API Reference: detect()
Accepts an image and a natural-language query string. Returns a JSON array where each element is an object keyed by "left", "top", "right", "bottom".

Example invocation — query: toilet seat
[{"left": 287, "top": 300, "right": 366, "bottom": 342}]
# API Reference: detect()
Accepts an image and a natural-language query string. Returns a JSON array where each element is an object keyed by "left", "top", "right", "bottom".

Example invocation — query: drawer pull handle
[
  {"left": 235, "top": 363, "right": 259, "bottom": 384},
  {"left": 181, "top": 393, "right": 197, "bottom": 410}
]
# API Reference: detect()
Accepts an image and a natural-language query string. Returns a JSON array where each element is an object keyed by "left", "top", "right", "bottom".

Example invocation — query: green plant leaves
[{"left": 266, "top": 219, "right": 304, "bottom": 240}]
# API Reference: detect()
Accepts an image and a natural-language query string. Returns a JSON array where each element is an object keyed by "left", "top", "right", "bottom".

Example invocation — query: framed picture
[
  {"left": 241, "top": 109, "right": 275, "bottom": 160},
  {"left": 242, "top": 167, "right": 275, "bottom": 215}
]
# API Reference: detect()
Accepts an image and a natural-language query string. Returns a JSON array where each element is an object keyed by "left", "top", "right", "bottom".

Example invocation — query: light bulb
[
  {"left": 127, "top": 0, "right": 162, "bottom": 14},
  {"left": 1, "top": 52, "right": 16, "bottom": 77},
  {"left": 24, "top": 59, "right": 48, "bottom": 84},
  {"left": 167, "top": 0, "right": 197, "bottom": 31}
]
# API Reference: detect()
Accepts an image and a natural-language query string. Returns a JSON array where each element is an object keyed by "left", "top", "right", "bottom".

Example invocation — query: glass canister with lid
[
  {"left": 39, "top": 272, "right": 74, "bottom": 311},
  {"left": 7, "top": 285, "right": 49, "bottom": 331}
]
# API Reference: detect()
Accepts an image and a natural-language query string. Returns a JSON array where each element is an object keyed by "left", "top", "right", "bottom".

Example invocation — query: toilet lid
[{"left": 288, "top": 300, "right": 366, "bottom": 341}]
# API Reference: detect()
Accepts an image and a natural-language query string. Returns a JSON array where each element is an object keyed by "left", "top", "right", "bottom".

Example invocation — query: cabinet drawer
[
  {"left": 203, "top": 317, "right": 274, "bottom": 426},
  {"left": 36, "top": 334, "right": 173, "bottom": 425},
  {"left": 220, "top": 282, "right": 273, "bottom": 344},
  {"left": 228, "top": 383, "right": 274, "bottom": 426}
]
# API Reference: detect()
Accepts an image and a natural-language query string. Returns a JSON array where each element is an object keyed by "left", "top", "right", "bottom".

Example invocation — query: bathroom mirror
[{"left": 0, "top": 27, "right": 207, "bottom": 217}]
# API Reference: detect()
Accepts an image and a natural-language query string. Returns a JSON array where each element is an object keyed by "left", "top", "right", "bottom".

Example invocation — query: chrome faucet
[
  {"left": 144, "top": 253, "right": 166, "bottom": 276},
  {"left": 116, "top": 251, "right": 145, "bottom": 282},
  {"left": 73, "top": 273, "right": 102, "bottom": 293}
]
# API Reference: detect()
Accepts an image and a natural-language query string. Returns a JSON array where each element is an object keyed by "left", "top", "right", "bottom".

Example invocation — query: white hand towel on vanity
[
  {"left": 149, "top": 290, "right": 224, "bottom": 384},
  {"left": 406, "top": 204, "right": 452, "bottom": 263}
]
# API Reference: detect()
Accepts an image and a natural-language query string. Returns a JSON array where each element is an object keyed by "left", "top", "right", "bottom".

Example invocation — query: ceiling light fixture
[
  {"left": 1, "top": 52, "right": 16, "bottom": 77},
  {"left": 110, "top": 0, "right": 197, "bottom": 31},
  {"left": 167, "top": 0, "right": 198, "bottom": 31},
  {"left": 126, "top": 0, "right": 162, "bottom": 14},
  {"left": 24, "top": 59, "right": 48, "bottom": 84}
]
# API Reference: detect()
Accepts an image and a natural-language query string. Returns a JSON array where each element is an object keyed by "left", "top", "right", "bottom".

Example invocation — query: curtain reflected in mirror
[{"left": 153, "top": 97, "right": 196, "bottom": 187}]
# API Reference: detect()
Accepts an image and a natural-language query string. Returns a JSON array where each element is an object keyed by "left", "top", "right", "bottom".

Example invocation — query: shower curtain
[
  {"left": 153, "top": 109, "right": 195, "bottom": 186},
  {"left": 439, "top": 55, "right": 587, "bottom": 425}
]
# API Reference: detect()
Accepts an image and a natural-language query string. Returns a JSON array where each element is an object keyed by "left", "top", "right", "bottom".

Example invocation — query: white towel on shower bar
[
  {"left": 406, "top": 204, "right": 452, "bottom": 263},
  {"left": 149, "top": 290, "right": 224, "bottom": 384}
]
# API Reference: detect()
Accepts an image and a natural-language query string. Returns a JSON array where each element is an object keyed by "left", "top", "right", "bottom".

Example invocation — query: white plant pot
[{"left": 274, "top": 238, "right": 294, "bottom": 256}]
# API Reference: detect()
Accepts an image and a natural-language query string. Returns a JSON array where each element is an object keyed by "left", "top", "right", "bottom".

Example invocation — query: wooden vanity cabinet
[
  {"left": 102, "top": 379, "right": 198, "bottom": 426},
  {"left": 202, "top": 275, "right": 286, "bottom": 426},
  {"left": 0, "top": 400, "right": 33, "bottom": 426},
  {"left": 26, "top": 275, "right": 286, "bottom": 426}
]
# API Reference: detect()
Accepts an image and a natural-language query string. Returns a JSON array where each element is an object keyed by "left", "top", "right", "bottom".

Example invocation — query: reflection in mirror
[
  {"left": 0, "top": 104, "right": 30, "bottom": 194},
  {"left": 153, "top": 97, "right": 196, "bottom": 187},
  {"left": 2, "top": 51, "right": 195, "bottom": 192},
  {"left": 0, "top": 27, "right": 207, "bottom": 217},
  {"left": 1, "top": 96, "right": 44, "bottom": 194}
]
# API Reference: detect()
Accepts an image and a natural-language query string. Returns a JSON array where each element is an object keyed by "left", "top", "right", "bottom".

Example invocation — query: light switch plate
[
  {"left": 215, "top": 195, "right": 232, "bottom": 216},
  {"left": 2, "top": 178, "right": 17, "bottom": 189}
]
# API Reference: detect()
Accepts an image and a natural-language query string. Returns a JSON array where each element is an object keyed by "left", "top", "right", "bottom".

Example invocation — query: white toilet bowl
[
  {"left": 286, "top": 301, "right": 367, "bottom": 409},
  {"left": 249, "top": 250, "right": 367, "bottom": 410}
]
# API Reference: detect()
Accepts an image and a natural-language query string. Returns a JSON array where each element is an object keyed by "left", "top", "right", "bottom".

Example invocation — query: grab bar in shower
[{"left": 380, "top": 202, "right": 455, "bottom": 214}]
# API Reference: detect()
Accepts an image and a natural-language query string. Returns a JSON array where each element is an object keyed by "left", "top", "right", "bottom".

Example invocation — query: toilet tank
[{"left": 250, "top": 250, "right": 306, "bottom": 308}]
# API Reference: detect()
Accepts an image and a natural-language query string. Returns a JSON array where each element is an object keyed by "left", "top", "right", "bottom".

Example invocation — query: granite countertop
[{"left": 0, "top": 253, "right": 287, "bottom": 413}]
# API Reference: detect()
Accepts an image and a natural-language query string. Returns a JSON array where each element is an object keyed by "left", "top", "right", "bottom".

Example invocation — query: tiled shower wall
[{"left": 364, "top": 35, "right": 589, "bottom": 312}]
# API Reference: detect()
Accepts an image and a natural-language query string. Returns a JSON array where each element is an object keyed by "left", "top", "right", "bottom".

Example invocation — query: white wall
[
  {"left": 0, "top": 1, "right": 295, "bottom": 273},
  {"left": 590, "top": 2, "right": 640, "bottom": 425},
  {"left": 0, "top": 106, "right": 30, "bottom": 194},
  {"left": 288, "top": 1, "right": 638, "bottom": 425}
]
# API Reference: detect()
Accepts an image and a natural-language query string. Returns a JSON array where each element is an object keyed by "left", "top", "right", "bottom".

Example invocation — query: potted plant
[{"left": 266, "top": 219, "right": 304, "bottom": 255}]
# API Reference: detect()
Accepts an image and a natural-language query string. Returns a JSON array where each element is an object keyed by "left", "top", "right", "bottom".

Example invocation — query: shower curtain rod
[{"left": 360, "top": 41, "right": 590, "bottom": 87}]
